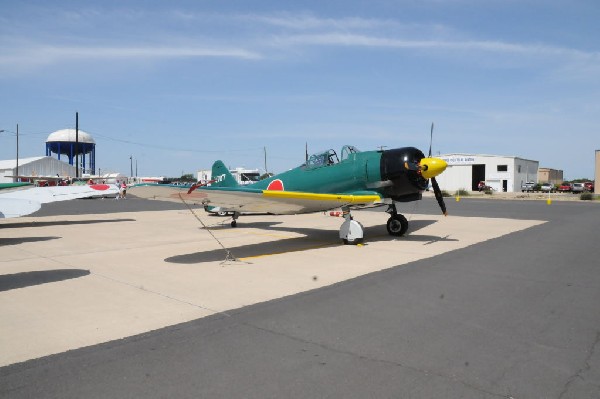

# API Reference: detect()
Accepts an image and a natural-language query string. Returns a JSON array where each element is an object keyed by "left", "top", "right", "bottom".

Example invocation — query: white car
[{"left": 540, "top": 183, "right": 555, "bottom": 193}]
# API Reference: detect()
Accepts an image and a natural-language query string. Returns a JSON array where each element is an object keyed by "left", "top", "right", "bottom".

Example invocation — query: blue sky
[{"left": 1, "top": 0, "right": 598, "bottom": 180}]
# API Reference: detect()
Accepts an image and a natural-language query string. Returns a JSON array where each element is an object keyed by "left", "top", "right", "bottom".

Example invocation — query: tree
[{"left": 179, "top": 174, "right": 195, "bottom": 182}]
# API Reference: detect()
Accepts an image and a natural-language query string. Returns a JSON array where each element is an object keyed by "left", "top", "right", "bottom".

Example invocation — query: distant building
[
  {"left": 435, "top": 153, "right": 539, "bottom": 192},
  {"left": 538, "top": 168, "right": 563, "bottom": 185},
  {"left": 0, "top": 156, "right": 76, "bottom": 183},
  {"left": 197, "top": 167, "right": 261, "bottom": 185}
]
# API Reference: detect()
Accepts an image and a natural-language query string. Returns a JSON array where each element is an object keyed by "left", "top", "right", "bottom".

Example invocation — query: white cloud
[
  {"left": 1, "top": 9, "right": 597, "bottom": 77},
  {"left": 0, "top": 42, "right": 261, "bottom": 71},
  {"left": 272, "top": 32, "right": 598, "bottom": 59},
  {"left": 240, "top": 13, "right": 391, "bottom": 30}
]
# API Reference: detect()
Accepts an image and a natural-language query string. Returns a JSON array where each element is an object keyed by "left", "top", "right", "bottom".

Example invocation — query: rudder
[{"left": 210, "top": 161, "right": 239, "bottom": 187}]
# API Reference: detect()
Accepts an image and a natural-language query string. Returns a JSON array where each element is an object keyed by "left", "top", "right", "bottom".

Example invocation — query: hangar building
[
  {"left": 0, "top": 156, "right": 76, "bottom": 183},
  {"left": 435, "top": 153, "right": 539, "bottom": 193}
]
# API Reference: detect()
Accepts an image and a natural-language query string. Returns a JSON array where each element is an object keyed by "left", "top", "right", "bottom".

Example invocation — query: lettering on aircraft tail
[{"left": 214, "top": 174, "right": 227, "bottom": 183}]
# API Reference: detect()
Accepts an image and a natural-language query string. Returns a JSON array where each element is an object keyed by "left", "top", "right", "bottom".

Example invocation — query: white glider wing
[{"left": 0, "top": 184, "right": 119, "bottom": 219}]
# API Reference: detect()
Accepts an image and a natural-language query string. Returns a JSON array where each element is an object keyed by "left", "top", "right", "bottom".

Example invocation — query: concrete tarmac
[{"left": 1, "top": 196, "right": 599, "bottom": 398}]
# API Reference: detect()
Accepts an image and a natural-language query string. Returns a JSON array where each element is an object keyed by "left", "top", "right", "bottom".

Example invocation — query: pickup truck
[
  {"left": 521, "top": 182, "right": 536, "bottom": 192},
  {"left": 571, "top": 183, "right": 585, "bottom": 193},
  {"left": 557, "top": 182, "right": 572, "bottom": 192}
]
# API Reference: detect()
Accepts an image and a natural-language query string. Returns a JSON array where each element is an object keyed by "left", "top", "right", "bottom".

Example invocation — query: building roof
[
  {"left": 0, "top": 157, "right": 46, "bottom": 169},
  {"left": 46, "top": 129, "right": 95, "bottom": 144},
  {"left": 440, "top": 153, "right": 538, "bottom": 163}
]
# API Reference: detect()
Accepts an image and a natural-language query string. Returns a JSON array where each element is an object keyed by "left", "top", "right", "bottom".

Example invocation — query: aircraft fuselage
[{"left": 249, "top": 146, "right": 429, "bottom": 202}]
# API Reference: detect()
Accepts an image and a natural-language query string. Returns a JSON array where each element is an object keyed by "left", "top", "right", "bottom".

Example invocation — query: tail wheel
[{"left": 386, "top": 214, "right": 408, "bottom": 236}]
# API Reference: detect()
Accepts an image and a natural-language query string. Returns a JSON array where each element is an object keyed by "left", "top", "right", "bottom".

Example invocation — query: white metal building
[
  {"left": 0, "top": 156, "right": 76, "bottom": 183},
  {"left": 435, "top": 153, "right": 539, "bottom": 192},
  {"left": 197, "top": 167, "right": 261, "bottom": 185}
]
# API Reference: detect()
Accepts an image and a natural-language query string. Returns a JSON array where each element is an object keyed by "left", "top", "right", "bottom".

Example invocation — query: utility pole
[
  {"left": 130, "top": 155, "right": 133, "bottom": 178},
  {"left": 75, "top": 112, "right": 79, "bottom": 178},
  {"left": 305, "top": 142, "right": 308, "bottom": 163},
  {"left": 263, "top": 146, "right": 268, "bottom": 174},
  {"left": 15, "top": 124, "right": 19, "bottom": 182}
]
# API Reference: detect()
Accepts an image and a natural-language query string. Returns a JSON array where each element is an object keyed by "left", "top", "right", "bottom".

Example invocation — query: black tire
[
  {"left": 231, "top": 220, "right": 237, "bottom": 227},
  {"left": 386, "top": 214, "right": 408, "bottom": 237}
]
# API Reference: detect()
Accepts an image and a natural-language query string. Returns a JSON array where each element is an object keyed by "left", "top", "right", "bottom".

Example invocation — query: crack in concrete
[
  {"left": 243, "top": 320, "right": 511, "bottom": 398},
  {"left": 558, "top": 331, "right": 600, "bottom": 399}
]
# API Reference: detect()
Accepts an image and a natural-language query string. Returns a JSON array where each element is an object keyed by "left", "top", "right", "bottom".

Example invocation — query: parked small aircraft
[
  {"left": 0, "top": 182, "right": 119, "bottom": 218},
  {"left": 129, "top": 144, "right": 448, "bottom": 244}
]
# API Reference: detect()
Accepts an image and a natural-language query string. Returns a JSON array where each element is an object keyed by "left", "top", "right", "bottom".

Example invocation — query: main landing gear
[
  {"left": 386, "top": 203, "right": 408, "bottom": 237},
  {"left": 339, "top": 203, "right": 409, "bottom": 245}
]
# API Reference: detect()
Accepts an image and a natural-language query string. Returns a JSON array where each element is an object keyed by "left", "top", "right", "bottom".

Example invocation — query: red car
[
  {"left": 584, "top": 182, "right": 594, "bottom": 192},
  {"left": 557, "top": 182, "right": 572, "bottom": 192}
]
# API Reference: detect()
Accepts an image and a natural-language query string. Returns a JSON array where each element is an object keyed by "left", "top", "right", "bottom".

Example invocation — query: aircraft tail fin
[{"left": 210, "top": 161, "right": 239, "bottom": 187}]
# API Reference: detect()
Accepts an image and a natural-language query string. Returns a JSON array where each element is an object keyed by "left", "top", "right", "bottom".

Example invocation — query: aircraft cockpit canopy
[
  {"left": 306, "top": 149, "right": 339, "bottom": 168},
  {"left": 304, "top": 146, "right": 361, "bottom": 169},
  {"left": 340, "top": 145, "right": 360, "bottom": 161}
]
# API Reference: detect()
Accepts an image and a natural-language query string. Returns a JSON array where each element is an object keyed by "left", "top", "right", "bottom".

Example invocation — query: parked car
[
  {"left": 584, "top": 182, "right": 594, "bottom": 192},
  {"left": 571, "top": 183, "right": 585, "bottom": 193},
  {"left": 557, "top": 182, "right": 572, "bottom": 192},
  {"left": 521, "top": 182, "right": 536, "bottom": 192},
  {"left": 540, "top": 183, "right": 555, "bottom": 193}
]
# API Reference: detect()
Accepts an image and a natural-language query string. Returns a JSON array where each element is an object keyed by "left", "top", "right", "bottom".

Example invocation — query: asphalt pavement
[{"left": 1, "top": 196, "right": 599, "bottom": 398}]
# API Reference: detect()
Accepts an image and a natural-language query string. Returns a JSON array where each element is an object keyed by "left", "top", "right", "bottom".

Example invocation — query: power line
[
  {"left": 1, "top": 126, "right": 264, "bottom": 154},
  {"left": 87, "top": 130, "right": 264, "bottom": 154}
]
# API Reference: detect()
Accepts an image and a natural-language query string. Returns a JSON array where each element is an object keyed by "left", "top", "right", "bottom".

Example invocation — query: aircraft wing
[
  {"left": 0, "top": 198, "right": 42, "bottom": 218},
  {"left": 0, "top": 184, "right": 119, "bottom": 219},
  {"left": 129, "top": 184, "right": 382, "bottom": 214}
]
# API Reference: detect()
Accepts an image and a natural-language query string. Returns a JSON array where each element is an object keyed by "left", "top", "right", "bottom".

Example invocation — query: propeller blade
[
  {"left": 431, "top": 176, "right": 447, "bottom": 216},
  {"left": 428, "top": 122, "right": 434, "bottom": 157}
]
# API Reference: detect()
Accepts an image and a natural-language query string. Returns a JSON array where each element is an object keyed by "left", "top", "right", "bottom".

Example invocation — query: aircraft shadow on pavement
[
  {"left": 0, "top": 269, "right": 90, "bottom": 292},
  {"left": 0, "top": 236, "right": 61, "bottom": 247},
  {"left": 1, "top": 218, "right": 136, "bottom": 229},
  {"left": 166, "top": 219, "right": 456, "bottom": 264}
]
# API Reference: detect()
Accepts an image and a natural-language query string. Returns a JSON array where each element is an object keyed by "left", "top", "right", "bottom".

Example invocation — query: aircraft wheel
[
  {"left": 387, "top": 214, "right": 408, "bottom": 236},
  {"left": 231, "top": 220, "right": 237, "bottom": 227}
]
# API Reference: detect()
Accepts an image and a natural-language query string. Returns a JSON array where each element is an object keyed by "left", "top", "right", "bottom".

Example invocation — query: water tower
[{"left": 46, "top": 129, "right": 96, "bottom": 175}]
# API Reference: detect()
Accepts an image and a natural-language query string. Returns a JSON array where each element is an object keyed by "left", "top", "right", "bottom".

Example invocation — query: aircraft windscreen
[{"left": 340, "top": 145, "right": 360, "bottom": 161}]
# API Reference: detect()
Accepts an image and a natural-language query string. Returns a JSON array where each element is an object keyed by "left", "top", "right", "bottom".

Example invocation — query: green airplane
[{"left": 130, "top": 144, "right": 448, "bottom": 244}]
